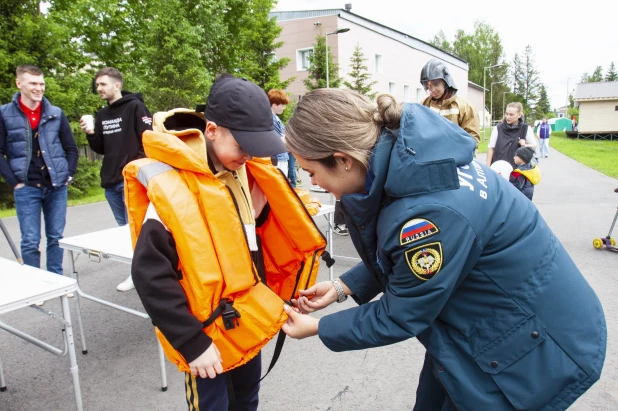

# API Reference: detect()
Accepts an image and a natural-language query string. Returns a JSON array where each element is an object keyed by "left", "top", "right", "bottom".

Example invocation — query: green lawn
[
  {"left": 546, "top": 132, "right": 618, "bottom": 179},
  {"left": 478, "top": 130, "right": 617, "bottom": 179},
  {"left": 0, "top": 187, "right": 106, "bottom": 218}
]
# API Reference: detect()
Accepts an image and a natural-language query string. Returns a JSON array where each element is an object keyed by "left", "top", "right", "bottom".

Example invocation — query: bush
[
  {"left": 0, "top": 176, "right": 14, "bottom": 210},
  {"left": 68, "top": 156, "right": 101, "bottom": 199}
]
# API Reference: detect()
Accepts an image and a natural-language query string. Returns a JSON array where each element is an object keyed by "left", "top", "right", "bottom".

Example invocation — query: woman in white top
[{"left": 486, "top": 102, "right": 536, "bottom": 168}]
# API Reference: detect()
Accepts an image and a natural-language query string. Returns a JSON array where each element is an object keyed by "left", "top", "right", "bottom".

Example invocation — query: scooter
[{"left": 592, "top": 205, "right": 618, "bottom": 252}]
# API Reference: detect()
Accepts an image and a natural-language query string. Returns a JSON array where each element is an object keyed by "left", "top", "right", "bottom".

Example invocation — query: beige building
[
  {"left": 467, "top": 81, "right": 489, "bottom": 126},
  {"left": 270, "top": 8, "right": 470, "bottom": 104},
  {"left": 574, "top": 82, "right": 618, "bottom": 137}
]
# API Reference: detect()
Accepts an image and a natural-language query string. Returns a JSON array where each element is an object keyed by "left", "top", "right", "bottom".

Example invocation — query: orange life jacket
[{"left": 123, "top": 109, "right": 328, "bottom": 373}]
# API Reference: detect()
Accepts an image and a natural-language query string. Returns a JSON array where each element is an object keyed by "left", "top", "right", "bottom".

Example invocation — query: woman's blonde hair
[
  {"left": 506, "top": 102, "right": 524, "bottom": 114},
  {"left": 285, "top": 89, "right": 402, "bottom": 169}
]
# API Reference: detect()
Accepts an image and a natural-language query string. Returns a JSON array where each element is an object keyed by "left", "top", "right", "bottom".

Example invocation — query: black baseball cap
[{"left": 204, "top": 75, "right": 287, "bottom": 157}]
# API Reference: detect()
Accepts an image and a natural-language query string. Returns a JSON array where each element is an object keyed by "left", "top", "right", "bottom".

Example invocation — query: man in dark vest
[{"left": 0, "top": 65, "right": 78, "bottom": 279}]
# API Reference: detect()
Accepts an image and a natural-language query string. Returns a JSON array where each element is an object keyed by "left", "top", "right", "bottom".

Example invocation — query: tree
[
  {"left": 237, "top": 0, "right": 295, "bottom": 91},
  {"left": 429, "top": 30, "right": 452, "bottom": 54},
  {"left": 605, "top": 62, "right": 618, "bottom": 81},
  {"left": 589, "top": 66, "right": 604, "bottom": 82},
  {"left": 343, "top": 44, "right": 377, "bottom": 99},
  {"left": 303, "top": 33, "right": 341, "bottom": 90},
  {"left": 138, "top": 0, "right": 213, "bottom": 111},
  {"left": 511, "top": 45, "right": 540, "bottom": 115},
  {"left": 534, "top": 85, "right": 551, "bottom": 119}
]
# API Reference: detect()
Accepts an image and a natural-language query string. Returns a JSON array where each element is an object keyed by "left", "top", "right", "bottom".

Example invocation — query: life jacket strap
[{"left": 202, "top": 299, "right": 241, "bottom": 330}]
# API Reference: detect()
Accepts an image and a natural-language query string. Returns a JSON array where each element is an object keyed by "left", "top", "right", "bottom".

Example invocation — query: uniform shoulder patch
[
  {"left": 400, "top": 218, "right": 439, "bottom": 245},
  {"left": 405, "top": 242, "right": 443, "bottom": 281}
]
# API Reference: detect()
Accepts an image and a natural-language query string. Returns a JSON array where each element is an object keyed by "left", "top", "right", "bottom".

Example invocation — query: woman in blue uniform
[{"left": 281, "top": 89, "right": 606, "bottom": 411}]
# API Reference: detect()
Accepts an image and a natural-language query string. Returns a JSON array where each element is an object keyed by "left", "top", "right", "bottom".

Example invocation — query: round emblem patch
[{"left": 404, "top": 242, "right": 443, "bottom": 281}]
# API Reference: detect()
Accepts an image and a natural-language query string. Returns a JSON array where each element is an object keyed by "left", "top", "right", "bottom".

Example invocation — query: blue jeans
[
  {"left": 287, "top": 152, "right": 297, "bottom": 187},
  {"left": 184, "top": 352, "right": 261, "bottom": 411},
  {"left": 104, "top": 182, "right": 127, "bottom": 226},
  {"left": 539, "top": 138, "right": 550, "bottom": 157},
  {"left": 14, "top": 185, "right": 68, "bottom": 274}
]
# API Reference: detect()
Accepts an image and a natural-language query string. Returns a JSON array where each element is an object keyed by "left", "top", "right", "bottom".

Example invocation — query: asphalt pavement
[{"left": 0, "top": 148, "right": 617, "bottom": 411}]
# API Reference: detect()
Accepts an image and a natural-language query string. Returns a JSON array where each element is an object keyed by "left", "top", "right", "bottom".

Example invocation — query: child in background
[{"left": 510, "top": 146, "right": 541, "bottom": 200}]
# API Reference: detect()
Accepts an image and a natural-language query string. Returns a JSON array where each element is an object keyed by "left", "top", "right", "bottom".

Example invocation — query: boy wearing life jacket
[
  {"left": 125, "top": 75, "right": 327, "bottom": 410},
  {"left": 510, "top": 146, "right": 541, "bottom": 200}
]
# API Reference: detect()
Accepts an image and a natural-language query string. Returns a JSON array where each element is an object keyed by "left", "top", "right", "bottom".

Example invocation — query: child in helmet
[{"left": 420, "top": 58, "right": 480, "bottom": 145}]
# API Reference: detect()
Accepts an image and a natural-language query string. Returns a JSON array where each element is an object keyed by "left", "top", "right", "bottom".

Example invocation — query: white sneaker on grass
[{"left": 117, "top": 275, "right": 135, "bottom": 292}]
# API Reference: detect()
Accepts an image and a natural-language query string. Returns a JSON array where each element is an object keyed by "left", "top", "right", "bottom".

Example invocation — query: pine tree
[
  {"left": 589, "top": 66, "right": 604, "bottom": 82},
  {"left": 429, "top": 30, "right": 453, "bottom": 54},
  {"left": 605, "top": 62, "right": 618, "bottom": 81},
  {"left": 511, "top": 46, "right": 540, "bottom": 114},
  {"left": 534, "top": 85, "right": 551, "bottom": 119},
  {"left": 303, "top": 33, "right": 341, "bottom": 90},
  {"left": 343, "top": 44, "right": 377, "bottom": 99}
]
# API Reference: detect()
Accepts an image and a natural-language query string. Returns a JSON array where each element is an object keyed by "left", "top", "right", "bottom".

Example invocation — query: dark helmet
[{"left": 420, "top": 59, "right": 457, "bottom": 92}]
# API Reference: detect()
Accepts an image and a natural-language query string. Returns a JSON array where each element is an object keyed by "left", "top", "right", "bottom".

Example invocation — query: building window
[
  {"left": 416, "top": 88, "right": 424, "bottom": 102},
  {"left": 404, "top": 85, "right": 411, "bottom": 102},
  {"left": 389, "top": 82, "right": 396, "bottom": 94},
  {"left": 296, "top": 48, "right": 314, "bottom": 71},
  {"left": 615, "top": 105, "right": 618, "bottom": 111},
  {"left": 375, "top": 54, "right": 383, "bottom": 73}
]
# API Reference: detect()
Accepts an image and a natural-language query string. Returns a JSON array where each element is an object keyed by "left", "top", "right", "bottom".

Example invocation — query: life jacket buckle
[{"left": 222, "top": 301, "right": 241, "bottom": 330}]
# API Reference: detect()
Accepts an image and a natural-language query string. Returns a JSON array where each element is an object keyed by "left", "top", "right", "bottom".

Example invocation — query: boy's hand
[
  {"left": 188, "top": 342, "right": 223, "bottom": 379},
  {"left": 282, "top": 304, "right": 319, "bottom": 339}
]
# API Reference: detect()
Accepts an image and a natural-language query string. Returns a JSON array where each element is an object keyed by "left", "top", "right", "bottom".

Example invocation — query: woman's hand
[
  {"left": 519, "top": 138, "right": 526, "bottom": 146},
  {"left": 281, "top": 304, "right": 319, "bottom": 339},
  {"left": 292, "top": 281, "right": 338, "bottom": 313},
  {"left": 188, "top": 342, "right": 223, "bottom": 379}
]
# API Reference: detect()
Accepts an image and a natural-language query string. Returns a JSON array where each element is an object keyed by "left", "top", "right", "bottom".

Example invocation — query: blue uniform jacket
[{"left": 318, "top": 104, "right": 606, "bottom": 411}]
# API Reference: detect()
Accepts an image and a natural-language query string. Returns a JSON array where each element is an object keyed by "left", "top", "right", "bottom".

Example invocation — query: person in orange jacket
[{"left": 129, "top": 75, "right": 321, "bottom": 411}]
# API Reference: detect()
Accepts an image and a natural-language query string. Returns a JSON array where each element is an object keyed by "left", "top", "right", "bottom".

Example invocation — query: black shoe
[{"left": 333, "top": 224, "right": 349, "bottom": 236}]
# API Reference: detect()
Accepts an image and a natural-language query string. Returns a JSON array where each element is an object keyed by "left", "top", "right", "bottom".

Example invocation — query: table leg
[
  {"left": 157, "top": 338, "right": 168, "bottom": 391},
  {"left": 68, "top": 250, "right": 88, "bottom": 354},
  {"left": 0, "top": 355, "right": 6, "bottom": 391},
  {"left": 61, "top": 295, "right": 83, "bottom": 411}
]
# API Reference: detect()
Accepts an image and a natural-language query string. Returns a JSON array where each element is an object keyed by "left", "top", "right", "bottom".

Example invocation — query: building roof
[
  {"left": 574, "top": 81, "right": 618, "bottom": 101},
  {"left": 468, "top": 81, "right": 485, "bottom": 91},
  {"left": 270, "top": 9, "right": 468, "bottom": 71}
]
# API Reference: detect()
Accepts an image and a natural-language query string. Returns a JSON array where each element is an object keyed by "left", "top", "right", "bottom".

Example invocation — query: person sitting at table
[{"left": 125, "top": 74, "right": 328, "bottom": 411}]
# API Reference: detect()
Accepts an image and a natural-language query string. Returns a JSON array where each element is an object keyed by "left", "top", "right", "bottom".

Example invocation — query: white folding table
[
  {"left": 0, "top": 257, "right": 83, "bottom": 411},
  {"left": 59, "top": 226, "right": 169, "bottom": 392}
]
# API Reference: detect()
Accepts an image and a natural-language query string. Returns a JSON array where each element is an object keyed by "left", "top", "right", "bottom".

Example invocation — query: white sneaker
[{"left": 117, "top": 275, "right": 135, "bottom": 292}]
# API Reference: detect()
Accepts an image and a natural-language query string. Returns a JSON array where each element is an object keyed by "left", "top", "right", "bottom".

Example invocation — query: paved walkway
[{"left": 0, "top": 148, "right": 616, "bottom": 410}]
